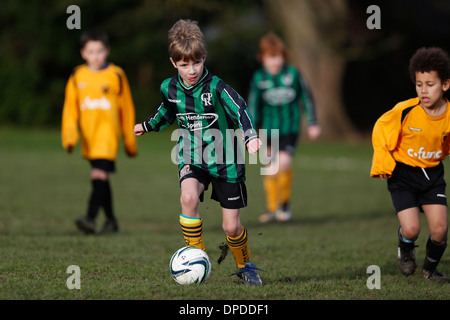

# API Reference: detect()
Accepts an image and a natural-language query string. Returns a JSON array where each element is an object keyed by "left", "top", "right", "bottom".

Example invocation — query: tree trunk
[{"left": 264, "top": 0, "right": 360, "bottom": 140}]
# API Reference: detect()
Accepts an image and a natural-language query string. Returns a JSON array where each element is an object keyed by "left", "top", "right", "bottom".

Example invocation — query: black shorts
[
  {"left": 267, "top": 133, "right": 298, "bottom": 155},
  {"left": 89, "top": 159, "right": 116, "bottom": 173},
  {"left": 388, "top": 162, "right": 447, "bottom": 213},
  {"left": 178, "top": 164, "right": 247, "bottom": 209}
]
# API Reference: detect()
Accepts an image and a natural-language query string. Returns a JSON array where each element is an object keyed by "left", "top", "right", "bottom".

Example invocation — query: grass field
[{"left": 0, "top": 127, "right": 449, "bottom": 302}]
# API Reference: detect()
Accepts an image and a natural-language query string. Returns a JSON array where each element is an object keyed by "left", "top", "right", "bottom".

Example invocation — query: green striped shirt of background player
[
  {"left": 247, "top": 64, "right": 317, "bottom": 137},
  {"left": 142, "top": 68, "right": 258, "bottom": 183}
]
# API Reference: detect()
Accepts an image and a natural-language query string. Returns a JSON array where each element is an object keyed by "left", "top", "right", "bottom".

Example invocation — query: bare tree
[{"left": 264, "top": 0, "right": 360, "bottom": 140}]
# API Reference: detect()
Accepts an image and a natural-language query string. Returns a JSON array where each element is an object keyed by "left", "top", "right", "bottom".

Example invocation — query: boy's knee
[
  {"left": 91, "top": 168, "right": 108, "bottom": 180},
  {"left": 180, "top": 192, "right": 199, "bottom": 209},
  {"left": 401, "top": 225, "right": 420, "bottom": 241},
  {"left": 223, "top": 223, "right": 241, "bottom": 238},
  {"left": 431, "top": 226, "right": 448, "bottom": 243}
]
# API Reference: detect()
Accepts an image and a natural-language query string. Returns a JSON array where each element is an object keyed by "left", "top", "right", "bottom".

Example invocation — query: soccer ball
[{"left": 169, "top": 246, "right": 211, "bottom": 285}]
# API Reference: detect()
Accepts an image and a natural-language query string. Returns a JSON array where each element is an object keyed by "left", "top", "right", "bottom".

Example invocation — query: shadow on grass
[
  {"left": 270, "top": 260, "right": 401, "bottom": 285},
  {"left": 241, "top": 209, "right": 395, "bottom": 229}
]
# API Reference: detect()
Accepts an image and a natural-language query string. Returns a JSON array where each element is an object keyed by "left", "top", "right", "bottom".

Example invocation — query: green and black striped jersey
[
  {"left": 142, "top": 68, "right": 258, "bottom": 183},
  {"left": 248, "top": 64, "right": 317, "bottom": 137}
]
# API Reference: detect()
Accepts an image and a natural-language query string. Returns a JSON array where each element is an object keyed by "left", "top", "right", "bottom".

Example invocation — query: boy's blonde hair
[{"left": 168, "top": 19, "right": 207, "bottom": 62}]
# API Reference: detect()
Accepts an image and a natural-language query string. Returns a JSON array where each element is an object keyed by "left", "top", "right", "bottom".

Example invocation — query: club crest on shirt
[
  {"left": 201, "top": 93, "right": 213, "bottom": 106},
  {"left": 281, "top": 73, "right": 293, "bottom": 86}
]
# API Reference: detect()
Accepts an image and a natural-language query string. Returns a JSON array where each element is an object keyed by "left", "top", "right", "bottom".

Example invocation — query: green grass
[{"left": 0, "top": 127, "right": 449, "bottom": 300}]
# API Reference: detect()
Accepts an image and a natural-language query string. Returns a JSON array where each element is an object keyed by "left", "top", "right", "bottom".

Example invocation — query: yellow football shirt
[
  {"left": 62, "top": 63, "right": 137, "bottom": 160},
  {"left": 371, "top": 97, "right": 450, "bottom": 177}
]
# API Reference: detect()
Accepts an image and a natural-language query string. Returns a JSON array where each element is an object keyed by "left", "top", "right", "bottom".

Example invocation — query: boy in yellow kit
[
  {"left": 371, "top": 47, "right": 450, "bottom": 282},
  {"left": 62, "top": 31, "right": 137, "bottom": 235}
]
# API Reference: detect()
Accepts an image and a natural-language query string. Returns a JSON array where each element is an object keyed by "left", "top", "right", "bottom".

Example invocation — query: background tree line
[{"left": 1, "top": 0, "right": 449, "bottom": 139}]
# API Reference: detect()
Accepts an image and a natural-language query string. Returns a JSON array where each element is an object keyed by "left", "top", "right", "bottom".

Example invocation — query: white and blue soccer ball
[{"left": 169, "top": 246, "right": 211, "bottom": 285}]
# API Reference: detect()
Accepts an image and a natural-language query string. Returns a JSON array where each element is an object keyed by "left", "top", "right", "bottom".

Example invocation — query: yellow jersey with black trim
[
  {"left": 370, "top": 97, "right": 450, "bottom": 177},
  {"left": 61, "top": 63, "right": 137, "bottom": 160}
]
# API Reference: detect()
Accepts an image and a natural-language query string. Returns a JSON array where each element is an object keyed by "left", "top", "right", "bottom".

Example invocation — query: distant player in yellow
[
  {"left": 62, "top": 30, "right": 137, "bottom": 235},
  {"left": 371, "top": 47, "right": 450, "bottom": 282}
]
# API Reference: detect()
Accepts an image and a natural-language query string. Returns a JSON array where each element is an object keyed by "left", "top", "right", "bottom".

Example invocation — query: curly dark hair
[{"left": 409, "top": 47, "right": 450, "bottom": 83}]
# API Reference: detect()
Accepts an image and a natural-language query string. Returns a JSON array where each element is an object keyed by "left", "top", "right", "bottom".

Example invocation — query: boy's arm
[
  {"left": 139, "top": 90, "right": 175, "bottom": 134},
  {"left": 135, "top": 80, "right": 176, "bottom": 136},
  {"left": 297, "top": 73, "right": 321, "bottom": 140},
  {"left": 247, "top": 74, "right": 262, "bottom": 129},
  {"left": 219, "top": 85, "right": 259, "bottom": 149},
  {"left": 61, "top": 73, "right": 79, "bottom": 153},
  {"left": 134, "top": 104, "right": 172, "bottom": 136},
  {"left": 117, "top": 70, "right": 138, "bottom": 157},
  {"left": 297, "top": 74, "right": 318, "bottom": 125},
  {"left": 370, "top": 108, "right": 401, "bottom": 178}
]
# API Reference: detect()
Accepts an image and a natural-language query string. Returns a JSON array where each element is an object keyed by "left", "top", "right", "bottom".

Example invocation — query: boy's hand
[
  {"left": 307, "top": 125, "right": 321, "bottom": 141},
  {"left": 66, "top": 145, "right": 74, "bottom": 154},
  {"left": 126, "top": 149, "right": 137, "bottom": 158},
  {"left": 379, "top": 174, "right": 389, "bottom": 180},
  {"left": 133, "top": 124, "right": 145, "bottom": 136},
  {"left": 247, "top": 138, "right": 262, "bottom": 154}
]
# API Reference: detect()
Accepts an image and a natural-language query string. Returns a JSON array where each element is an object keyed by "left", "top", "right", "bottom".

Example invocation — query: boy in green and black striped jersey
[
  {"left": 134, "top": 19, "right": 263, "bottom": 285},
  {"left": 248, "top": 32, "right": 320, "bottom": 223}
]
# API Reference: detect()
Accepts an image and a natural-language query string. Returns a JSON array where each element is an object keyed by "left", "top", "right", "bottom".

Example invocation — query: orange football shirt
[
  {"left": 62, "top": 63, "right": 137, "bottom": 160},
  {"left": 371, "top": 97, "right": 450, "bottom": 177}
]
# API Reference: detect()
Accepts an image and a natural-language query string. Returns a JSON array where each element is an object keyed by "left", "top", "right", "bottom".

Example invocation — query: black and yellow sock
[
  {"left": 179, "top": 214, "right": 206, "bottom": 252},
  {"left": 226, "top": 226, "right": 250, "bottom": 268},
  {"left": 263, "top": 175, "right": 279, "bottom": 213},
  {"left": 278, "top": 169, "right": 293, "bottom": 207}
]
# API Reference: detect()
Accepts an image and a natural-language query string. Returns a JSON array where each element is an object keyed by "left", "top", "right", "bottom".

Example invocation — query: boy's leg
[
  {"left": 223, "top": 208, "right": 262, "bottom": 286},
  {"left": 223, "top": 208, "right": 249, "bottom": 268},
  {"left": 261, "top": 174, "right": 279, "bottom": 221},
  {"left": 99, "top": 179, "right": 119, "bottom": 233},
  {"left": 102, "top": 179, "right": 114, "bottom": 219},
  {"left": 276, "top": 151, "right": 293, "bottom": 222},
  {"left": 211, "top": 177, "right": 262, "bottom": 285},
  {"left": 421, "top": 204, "right": 449, "bottom": 282},
  {"left": 88, "top": 168, "right": 110, "bottom": 219},
  {"left": 397, "top": 207, "right": 421, "bottom": 240},
  {"left": 423, "top": 204, "right": 448, "bottom": 243},
  {"left": 260, "top": 148, "right": 279, "bottom": 223},
  {"left": 77, "top": 164, "right": 118, "bottom": 234},
  {"left": 278, "top": 169, "right": 293, "bottom": 206},
  {"left": 179, "top": 178, "right": 206, "bottom": 251},
  {"left": 397, "top": 208, "right": 420, "bottom": 276},
  {"left": 76, "top": 168, "right": 108, "bottom": 234},
  {"left": 90, "top": 168, "right": 118, "bottom": 233}
]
